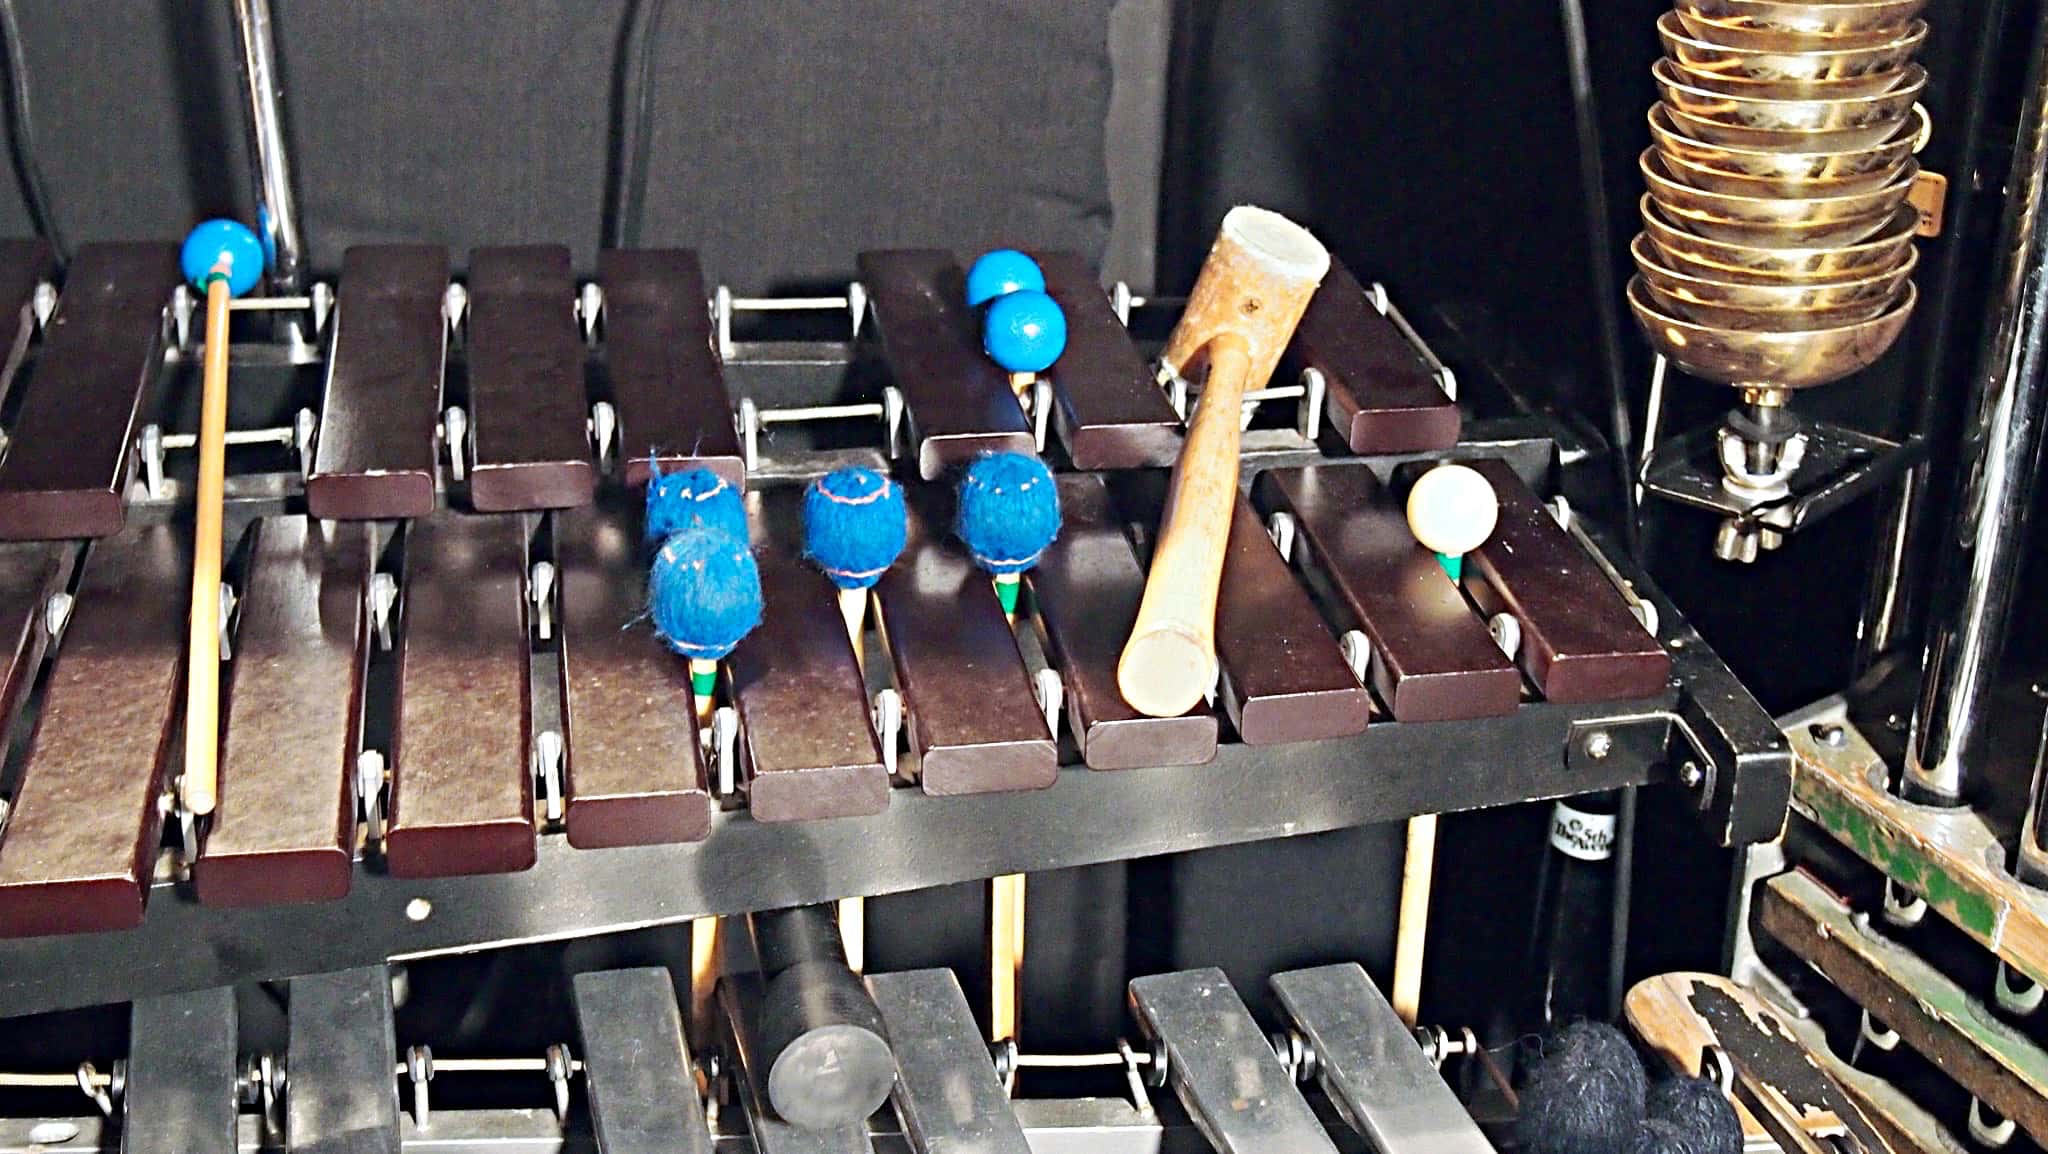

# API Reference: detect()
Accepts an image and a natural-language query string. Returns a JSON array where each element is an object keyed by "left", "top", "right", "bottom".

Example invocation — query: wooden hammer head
[{"left": 1160, "top": 206, "right": 1330, "bottom": 393}]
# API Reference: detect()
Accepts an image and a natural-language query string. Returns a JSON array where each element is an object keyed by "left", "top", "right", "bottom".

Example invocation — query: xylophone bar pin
[
  {"left": 177, "top": 218, "right": 265, "bottom": 819},
  {"left": 803, "top": 466, "right": 907, "bottom": 673},
  {"left": 1405, "top": 462, "right": 1499, "bottom": 584}
]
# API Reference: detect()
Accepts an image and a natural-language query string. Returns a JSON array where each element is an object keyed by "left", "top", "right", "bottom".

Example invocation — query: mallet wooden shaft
[
  {"left": 1391, "top": 812, "right": 1438, "bottom": 1024},
  {"left": 182, "top": 272, "right": 233, "bottom": 817}
]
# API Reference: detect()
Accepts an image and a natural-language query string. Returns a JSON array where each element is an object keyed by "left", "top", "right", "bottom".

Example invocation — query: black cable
[
  {"left": 0, "top": 0, "right": 64, "bottom": 266},
  {"left": 1604, "top": 786, "right": 1637, "bottom": 1019},
  {"left": 1556, "top": 0, "right": 1640, "bottom": 561},
  {"left": 605, "top": 0, "right": 667, "bottom": 252}
]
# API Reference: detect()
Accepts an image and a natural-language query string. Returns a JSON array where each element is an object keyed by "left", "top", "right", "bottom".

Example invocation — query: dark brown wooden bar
[
  {"left": 556, "top": 502, "right": 711, "bottom": 848},
  {"left": 0, "top": 524, "right": 187, "bottom": 936},
  {"left": 1461, "top": 458, "right": 1670, "bottom": 703},
  {"left": 598, "top": 250, "right": 745, "bottom": 490},
  {"left": 464, "top": 246, "right": 596, "bottom": 512},
  {"left": 1033, "top": 251, "right": 1182, "bottom": 469},
  {"left": 858, "top": 250, "right": 1033, "bottom": 480},
  {"left": 0, "top": 542, "right": 70, "bottom": 755},
  {"left": 0, "top": 244, "right": 179, "bottom": 540},
  {"left": 306, "top": 246, "right": 448, "bottom": 520},
  {"left": 727, "top": 489, "right": 888, "bottom": 822},
  {"left": 1030, "top": 474, "right": 1216, "bottom": 769},
  {"left": 0, "top": 240, "right": 52, "bottom": 407},
  {"left": 1212, "top": 494, "right": 1373, "bottom": 744},
  {"left": 195, "top": 517, "right": 372, "bottom": 907},
  {"left": 1253, "top": 465, "right": 1520, "bottom": 722},
  {"left": 872, "top": 496, "right": 1055, "bottom": 794},
  {"left": 388, "top": 512, "right": 536, "bottom": 877},
  {"left": 1285, "top": 259, "right": 1459, "bottom": 455}
]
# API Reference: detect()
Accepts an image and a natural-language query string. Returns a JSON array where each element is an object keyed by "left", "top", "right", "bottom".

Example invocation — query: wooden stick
[
  {"left": 690, "top": 657, "right": 717, "bottom": 724},
  {"left": 690, "top": 916, "right": 719, "bottom": 1047},
  {"left": 1117, "top": 207, "right": 1327, "bottom": 718},
  {"left": 837, "top": 587, "right": 867, "bottom": 675},
  {"left": 835, "top": 589, "right": 869, "bottom": 968},
  {"left": 181, "top": 273, "right": 233, "bottom": 817},
  {"left": 1391, "top": 813, "right": 1438, "bottom": 1025},
  {"left": 991, "top": 871, "right": 1026, "bottom": 1042}
]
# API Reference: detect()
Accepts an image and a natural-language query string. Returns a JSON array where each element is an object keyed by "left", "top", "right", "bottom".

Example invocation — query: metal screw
[
  {"left": 1584, "top": 731, "right": 1613, "bottom": 761},
  {"left": 1679, "top": 761, "right": 1704, "bottom": 789},
  {"left": 1809, "top": 723, "right": 1847, "bottom": 749},
  {"left": 1886, "top": 713, "right": 1907, "bottom": 733}
]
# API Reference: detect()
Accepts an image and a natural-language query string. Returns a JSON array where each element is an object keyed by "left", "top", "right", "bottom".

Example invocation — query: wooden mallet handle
[
  {"left": 1118, "top": 207, "right": 1328, "bottom": 718},
  {"left": 182, "top": 273, "right": 233, "bottom": 817}
]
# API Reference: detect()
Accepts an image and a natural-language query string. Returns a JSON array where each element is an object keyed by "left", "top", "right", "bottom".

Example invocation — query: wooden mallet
[
  {"left": 178, "top": 219, "right": 265, "bottom": 820},
  {"left": 1117, "top": 207, "right": 1329, "bottom": 717}
]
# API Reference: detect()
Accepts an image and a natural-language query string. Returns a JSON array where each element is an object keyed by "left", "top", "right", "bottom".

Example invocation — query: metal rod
[
  {"left": 1904, "top": 8, "right": 2048, "bottom": 805},
  {"left": 228, "top": 0, "right": 305, "bottom": 298},
  {"left": 1556, "top": 0, "right": 1639, "bottom": 559},
  {"left": 1855, "top": 0, "right": 2012, "bottom": 676}
]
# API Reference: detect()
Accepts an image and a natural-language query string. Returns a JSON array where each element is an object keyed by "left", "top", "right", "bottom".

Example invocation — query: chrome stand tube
[
  {"left": 1904, "top": 10, "right": 2048, "bottom": 805},
  {"left": 228, "top": 0, "right": 306, "bottom": 308}
]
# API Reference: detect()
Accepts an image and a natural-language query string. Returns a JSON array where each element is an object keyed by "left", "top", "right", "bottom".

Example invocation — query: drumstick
[
  {"left": 645, "top": 469, "right": 753, "bottom": 721},
  {"left": 801, "top": 465, "right": 908, "bottom": 966},
  {"left": 1117, "top": 207, "right": 1328, "bottom": 718},
  {"left": 955, "top": 451, "right": 1062, "bottom": 1045},
  {"left": 965, "top": 248, "right": 1053, "bottom": 398},
  {"left": 1390, "top": 465, "right": 1503, "bottom": 1022},
  {"left": 983, "top": 288, "right": 1067, "bottom": 400},
  {"left": 178, "top": 219, "right": 264, "bottom": 818}
]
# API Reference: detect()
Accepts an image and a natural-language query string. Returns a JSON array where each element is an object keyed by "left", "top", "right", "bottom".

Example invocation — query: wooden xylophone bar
[{"left": 0, "top": 241, "right": 1786, "bottom": 1021}]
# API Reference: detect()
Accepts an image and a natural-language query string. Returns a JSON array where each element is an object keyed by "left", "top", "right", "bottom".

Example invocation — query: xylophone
[
  {"left": 0, "top": 233, "right": 1788, "bottom": 1021},
  {"left": 0, "top": 952, "right": 1503, "bottom": 1154}
]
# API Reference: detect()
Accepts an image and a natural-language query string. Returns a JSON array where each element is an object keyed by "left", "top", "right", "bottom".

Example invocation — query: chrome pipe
[
  {"left": 1903, "top": 10, "right": 2048, "bottom": 805},
  {"left": 229, "top": 0, "right": 305, "bottom": 298}
]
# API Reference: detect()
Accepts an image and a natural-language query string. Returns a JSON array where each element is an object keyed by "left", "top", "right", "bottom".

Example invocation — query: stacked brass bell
[{"left": 1628, "top": 0, "right": 1928, "bottom": 549}]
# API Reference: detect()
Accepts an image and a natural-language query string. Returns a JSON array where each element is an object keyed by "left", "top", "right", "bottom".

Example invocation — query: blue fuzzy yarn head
[
  {"left": 955, "top": 452, "right": 1060, "bottom": 575},
  {"left": 649, "top": 527, "right": 764, "bottom": 660},
  {"left": 645, "top": 465, "right": 746, "bottom": 545},
  {"left": 964, "top": 249, "right": 1045, "bottom": 307},
  {"left": 804, "top": 467, "right": 907, "bottom": 590},
  {"left": 982, "top": 290, "right": 1068, "bottom": 374}
]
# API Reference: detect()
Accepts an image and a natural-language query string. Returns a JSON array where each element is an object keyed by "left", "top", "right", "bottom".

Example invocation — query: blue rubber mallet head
[
  {"left": 982, "top": 289, "right": 1068, "bottom": 375},
  {"left": 181, "top": 219, "right": 265, "bottom": 297},
  {"left": 803, "top": 466, "right": 907, "bottom": 590},
  {"left": 964, "top": 249, "right": 1045, "bottom": 308},
  {"left": 649, "top": 526, "right": 764, "bottom": 662},
  {"left": 956, "top": 452, "right": 1060, "bottom": 615},
  {"left": 646, "top": 465, "right": 747, "bottom": 545}
]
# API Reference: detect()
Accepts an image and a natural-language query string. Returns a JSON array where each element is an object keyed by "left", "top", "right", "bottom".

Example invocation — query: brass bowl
[
  {"left": 1661, "top": 98, "right": 1916, "bottom": 151},
  {"left": 1642, "top": 280, "right": 1896, "bottom": 330},
  {"left": 1631, "top": 232, "right": 1917, "bottom": 314},
  {"left": 1640, "top": 195, "right": 1920, "bottom": 283},
  {"left": 1627, "top": 275, "right": 1916, "bottom": 389},
  {"left": 1655, "top": 135, "right": 1907, "bottom": 197},
  {"left": 1654, "top": 58, "right": 1924, "bottom": 135},
  {"left": 1656, "top": 12, "right": 1927, "bottom": 83},
  {"left": 1665, "top": 56, "right": 1916, "bottom": 101},
  {"left": 1642, "top": 149, "right": 1911, "bottom": 244},
  {"left": 1649, "top": 103, "right": 1923, "bottom": 185},
  {"left": 1674, "top": 0, "right": 1928, "bottom": 41}
]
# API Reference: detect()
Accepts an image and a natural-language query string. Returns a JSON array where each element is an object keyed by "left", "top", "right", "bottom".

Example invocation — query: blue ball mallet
[
  {"left": 646, "top": 464, "right": 747, "bottom": 545},
  {"left": 176, "top": 217, "right": 264, "bottom": 820},
  {"left": 983, "top": 289, "right": 1067, "bottom": 401},
  {"left": 955, "top": 451, "right": 1061, "bottom": 619},
  {"left": 650, "top": 526, "right": 765, "bottom": 721},
  {"left": 803, "top": 466, "right": 907, "bottom": 669},
  {"left": 964, "top": 248, "right": 1045, "bottom": 308}
]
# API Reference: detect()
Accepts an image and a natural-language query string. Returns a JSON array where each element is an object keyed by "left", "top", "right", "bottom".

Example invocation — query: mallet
[
  {"left": 1116, "top": 207, "right": 1328, "bottom": 718},
  {"left": 178, "top": 218, "right": 265, "bottom": 819}
]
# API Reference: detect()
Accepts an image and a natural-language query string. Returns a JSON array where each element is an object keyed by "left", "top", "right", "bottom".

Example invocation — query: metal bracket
[
  {"left": 873, "top": 688, "right": 903, "bottom": 779},
  {"left": 528, "top": 561, "right": 556, "bottom": 641},
  {"left": 709, "top": 706, "right": 739, "bottom": 799},
  {"left": 441, "top": 407, "right": 469, "bottom": 483},
  {"left": 534, "top": 730, "right": 565, "bottom": 825},
  {"left": 356, "top": 750, "right": 388, "bottom": 838}
]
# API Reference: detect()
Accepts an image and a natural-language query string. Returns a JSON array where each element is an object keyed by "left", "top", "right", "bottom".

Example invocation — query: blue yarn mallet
[
  {"left": 965, "top": 249, "right": 1045, "bottom": 308},
  {"left": 804, "top": 466, "right": 907, "bottom": 666},
  {"left": 646, "top": 465, "right": 747, "bottom": 545},
  {"left": 955, "top": 451, "right": 1061, "bottom": 618},
  {"left": 650, "top": 526, "right": 764, "bottom": 720}
]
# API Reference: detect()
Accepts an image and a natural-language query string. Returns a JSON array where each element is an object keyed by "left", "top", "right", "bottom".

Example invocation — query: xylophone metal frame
[{"left": 0, "top": 281, "right": 1787, "bottom": 1019}]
